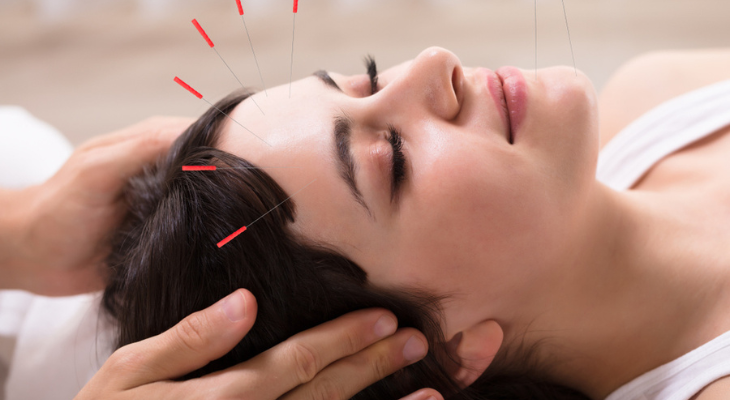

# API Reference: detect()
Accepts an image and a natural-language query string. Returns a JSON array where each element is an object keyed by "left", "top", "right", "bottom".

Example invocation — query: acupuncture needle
[
  {"left": 289, "top": 0, "right": 298, "bottom": 98},
  {"left": 235, "top": 0, "right": 268, "bottom": 96},
  {"left": 191, "top": 18, "right": 265, "bottom": 115},
  {"left": 216, "top": 178, "right": 316, "bottom": 248},
  {"left": 173, "top": 76, "right": 272, "bottom": 147}
]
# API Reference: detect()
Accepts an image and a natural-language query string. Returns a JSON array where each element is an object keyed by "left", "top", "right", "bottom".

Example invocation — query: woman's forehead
[
  {"left": 215, "top": 74, "right": 381, "bottom": 261},
  {"left": 219, "top": 76, "right": 338, "bottom": 160}
]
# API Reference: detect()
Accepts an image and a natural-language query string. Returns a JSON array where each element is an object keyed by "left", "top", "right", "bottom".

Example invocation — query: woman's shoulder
[{"left": 598, "top": 48, "right": 730, "bottom": 150}]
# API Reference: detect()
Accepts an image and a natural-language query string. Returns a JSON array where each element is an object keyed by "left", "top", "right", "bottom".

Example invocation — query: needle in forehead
[
  {"left": 235, "top": 0, "right": 268, "bottom": 96},
  {"left": 560, "top": 0, "right": 578, "bottom": 76},
  {"left": 534, "top": 0, "right": 538, "bottom": 81},
  {"left": 289, "top": 0, "right": 299, "bottom": 98},
  {"left": 173, "top": 76, "right": 272, "bottom": 147},
  {"left": 191, "top": 18, "right": 265, "bottom": 115}
]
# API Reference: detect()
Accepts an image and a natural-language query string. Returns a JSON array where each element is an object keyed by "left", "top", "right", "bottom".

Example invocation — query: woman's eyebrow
[
  {"left": 314, "top": 70, "right": 343, "bottom": 92},
  {"left": 313, "top": 71, "right": 375, "bottom": 220},
  {"left": 334, "top": 115, "right": 375, "bottom": 221}
]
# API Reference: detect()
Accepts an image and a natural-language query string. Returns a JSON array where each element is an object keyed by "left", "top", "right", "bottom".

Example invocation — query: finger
[
  {"left": 128, "top": 380, "right": 216, "bottom": 400},
  {"left": 221, "top": 309, "right": 399, "bottom": 399},
  {"left": 398, "top": 388, "right": 444, "bottom": 400},
  {"left": 103, "top": 289, "right": 257, "bottom": 390},
  {"left": 280, "top": 328, "right": 428, "bottom": 400},
  {"left": 77, "top": 117, "right": 193, "bottom": 152},
  {"left": 81, "top": 123, "right": 185, "bottom": 192}
]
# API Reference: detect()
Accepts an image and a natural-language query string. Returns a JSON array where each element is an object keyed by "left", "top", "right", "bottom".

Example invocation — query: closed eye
[
  {"left": 365, "top": 56, "right": 406, "bottom": 204},
  {"left": 388, "top": 125, "right": 406, "bottom": 204}
]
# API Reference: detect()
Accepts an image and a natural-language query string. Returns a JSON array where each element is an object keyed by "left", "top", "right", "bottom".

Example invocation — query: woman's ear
[{"left": 446, "top": 320, "right": 503, "bottom": 388}]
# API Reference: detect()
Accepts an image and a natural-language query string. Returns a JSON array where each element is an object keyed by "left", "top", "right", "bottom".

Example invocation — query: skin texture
[
  {"left": 218, "top": 45, "right": 599, "bottom": 343},
  {"left": 0, "top": 118, "right": 440, "bottom": 400},
  {"left": 218, "top": 46, "right": 730, "bottom": 399},
  {"left": 598, "top": 48, "right": 730, "bottom": 400}
]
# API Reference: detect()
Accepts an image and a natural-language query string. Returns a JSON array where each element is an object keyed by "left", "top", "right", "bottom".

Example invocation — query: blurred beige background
[{"left": 1, "top": 0, "right": 729, "bottom": 145}]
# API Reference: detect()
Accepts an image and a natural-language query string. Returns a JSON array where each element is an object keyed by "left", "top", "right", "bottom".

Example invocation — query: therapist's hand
[
  {"left": 75, "top": 289, "right": 442, "bottom": 400},
  {"left": 1, "top": 117, "right": 193, "bottom": 295}
]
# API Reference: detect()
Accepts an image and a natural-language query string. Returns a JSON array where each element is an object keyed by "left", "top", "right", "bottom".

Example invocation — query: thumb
[{"left": 113, "top": 289, "right": 257, "bottom": 389}]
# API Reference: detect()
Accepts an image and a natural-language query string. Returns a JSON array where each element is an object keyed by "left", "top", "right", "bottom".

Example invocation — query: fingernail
[
  {"left": 403, "top": 335, "right": 427, "bottom": 362},
  {"left": 222, "top": 290, "right": 247, "bottom": 322},
  {"left": 373, "top": 315, "right": 397, "bottom": 339}
]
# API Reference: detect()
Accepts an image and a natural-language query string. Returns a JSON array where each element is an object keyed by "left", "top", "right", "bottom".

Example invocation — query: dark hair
[{"left": 102, "top": 91, "right": 590, "bottom": 399}]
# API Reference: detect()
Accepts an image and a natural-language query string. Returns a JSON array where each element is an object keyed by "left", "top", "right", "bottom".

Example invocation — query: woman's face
[{"left": 219, "top": 47, "right": 599, "bottom": 338}]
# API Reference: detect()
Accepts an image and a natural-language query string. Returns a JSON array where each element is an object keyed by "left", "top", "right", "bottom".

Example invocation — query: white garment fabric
[
  {"left": 2, "top": 292, "right": 113, "bottom": 400},
  {"left": 0, "top": 106, "right": 73, "bottom": 189},
  {"left": 604, "top": 331, "right": 730, "bottom": 400},
  {"left": 0, "top": 77, "right": 729, "bottom": 400},
  {"left": 596, "top": 79, "right": 730, "bottom": 191},
  {"left": 599, "top": 79, "right": 730, "bottom": 400},
  {"left": 0, "top": 106, "right": 113, "bottom": 400}
]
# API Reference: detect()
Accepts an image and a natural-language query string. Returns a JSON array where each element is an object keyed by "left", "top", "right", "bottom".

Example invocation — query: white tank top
[{"left": 598, "top": 79, "right": 730, "bottom": 400}]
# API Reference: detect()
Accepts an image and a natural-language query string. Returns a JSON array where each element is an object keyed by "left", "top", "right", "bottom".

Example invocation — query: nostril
[
  {"left": 451, "top": 65, "right": 464, "bottom": 108},
  {"left": 451, "top": 67, "right": 459, "bottom": 97}
]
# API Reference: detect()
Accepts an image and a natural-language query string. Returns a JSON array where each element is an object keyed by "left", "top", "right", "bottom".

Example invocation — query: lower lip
[
  {"left": 495, "top": 67, "right": 527, "bottom": 142},
  {"left": 485, "top": 69, "right": 511, "bottom": 142}
]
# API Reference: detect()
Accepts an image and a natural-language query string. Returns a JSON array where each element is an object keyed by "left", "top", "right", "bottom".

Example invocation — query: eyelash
[
  {"left": 388, "top": 125, "right": 407, "bottom": 197},
  {"left": 365, "top": 55, "right": 379, "bottom": 95},
  {"left": 365, "top": 56, "right": 407, "bottom": 200}
]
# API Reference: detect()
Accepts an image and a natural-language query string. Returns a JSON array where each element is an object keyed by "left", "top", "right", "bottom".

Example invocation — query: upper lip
[
  {"left": 496, "top": 74, "right": 513, "bottom": 144},
  {"left": 483, "top": 68, "right": 512, "bottom": 144}
]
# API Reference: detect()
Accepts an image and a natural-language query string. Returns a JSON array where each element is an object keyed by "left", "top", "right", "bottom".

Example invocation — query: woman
[{"left": 103, "top": 47, "right": 730, "bottom": 399}]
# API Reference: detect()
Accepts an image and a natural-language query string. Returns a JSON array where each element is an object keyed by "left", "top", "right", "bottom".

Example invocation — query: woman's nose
[{"left": 382, "top": 47, "right": 463, "bottom": 121}]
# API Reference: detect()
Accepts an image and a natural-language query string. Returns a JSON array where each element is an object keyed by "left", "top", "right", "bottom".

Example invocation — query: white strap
[
  {"left": 606, "top": 330, "right": 730, "bottom": 400},
  {"left": 596, "top": 80, "right": 730, "bottom": 191}
]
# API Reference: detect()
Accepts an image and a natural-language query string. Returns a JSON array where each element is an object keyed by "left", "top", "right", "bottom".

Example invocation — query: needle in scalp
[
  {"left": 191, "top": 18, "right": 265, "bottom": 115},
  {"left": 173, "top": 76, "right": 272, "bottom": 147},
  {"left": 235, "top": 0, "right": 268, "bottom": 96},
  {"left": 216, "top": 178, "right": 316, "bottom": 248}
]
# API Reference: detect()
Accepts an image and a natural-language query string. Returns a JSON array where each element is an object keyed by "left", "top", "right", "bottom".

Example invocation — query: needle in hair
[
  {"left": 173, "top": 76, "right": 272, "bottom": 147},
  {"left": 561, "top": 0, "right": 578, "bottom": 76},
  {"left": 289, "top": 0, "right": 298, "bottom": 98},
  {"left": 235, "top": 0, "right": 267, "bottom": 96},
  {"left": 182, "top": 166, "right": 300, "bottom": 171},
  {"left": 216, "top": 178, "right": 316, "bottom": 248},
  {"left": 191, "top": 18, "right": 265, "bottom": 115}
]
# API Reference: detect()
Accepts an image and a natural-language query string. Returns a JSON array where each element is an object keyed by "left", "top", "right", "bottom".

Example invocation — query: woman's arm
[{"left": 599, "top": 48, "right": 730, "bottom": 148}]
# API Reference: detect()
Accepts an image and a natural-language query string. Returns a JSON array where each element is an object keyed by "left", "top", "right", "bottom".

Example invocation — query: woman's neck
[{"left": 521, "top": 182, "right": 730, "bottom": 399}]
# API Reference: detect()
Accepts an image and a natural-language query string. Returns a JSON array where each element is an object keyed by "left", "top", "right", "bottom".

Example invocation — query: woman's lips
[
  {"left": 496, "top": 66, "right": 527, "bottom": 143},
  {"left": 485, "top": 69, "right": 512, "bottom": 144}
]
